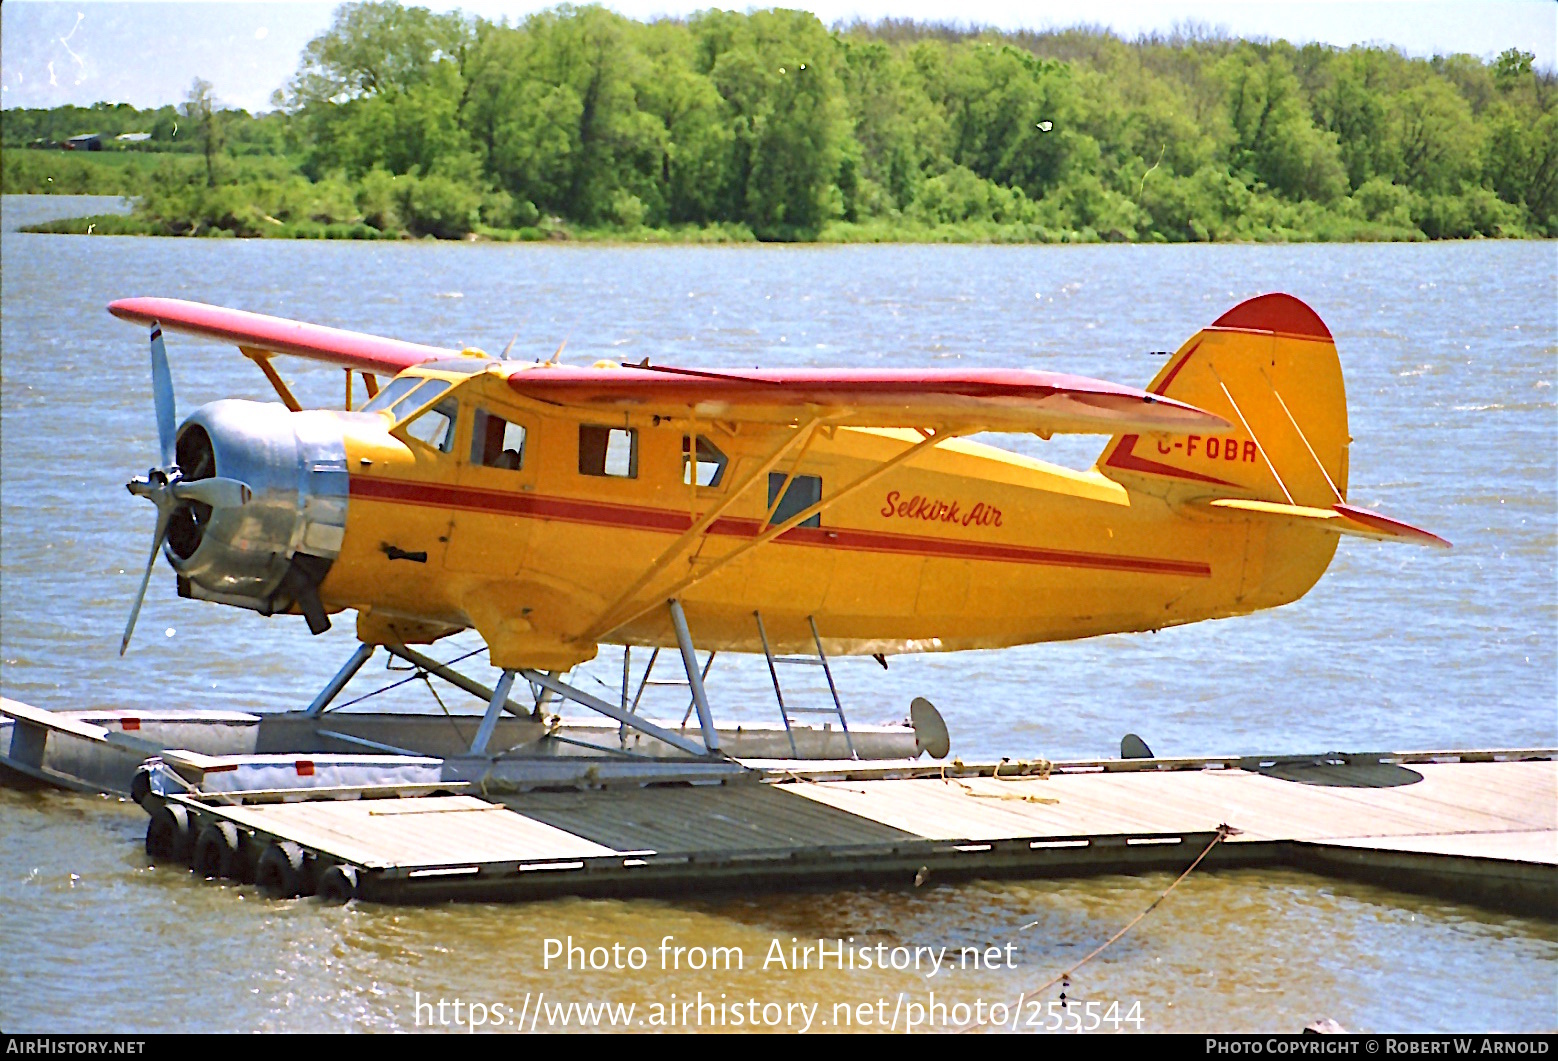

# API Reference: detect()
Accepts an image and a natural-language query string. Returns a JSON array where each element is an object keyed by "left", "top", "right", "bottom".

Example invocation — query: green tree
[
  {"left": 181, "top": 78, "right": 225, "bottom": 187},
  {"left": 937, "top": 43, "right": 1079, "bottom": 199},
  {"left": 285, "top": 0, "right": 473, "bottom": 105},
  {"left": 1387, "top": 79, "right": 1479, "bottom": 193},
  {"left": 284, "top": 1, "right": 477, "bottom": 181},
  {"left": 1220, "top": 48, "right": 1347, "bottom": 201},
  {"left": 1484, "top": 107, "right": 1558, "bottom": 232},
  {"left": 696, "top": 9, "right": 849, "bottom": 238},
  {"left": 635, "top": 23, "right": 735, "bottom": 223},
  {"left": 1493, "top": 48, "right": 1535, "bottom": 94},
  {"left": 464, "top": 6, "right": 663, "bottom": 223}
]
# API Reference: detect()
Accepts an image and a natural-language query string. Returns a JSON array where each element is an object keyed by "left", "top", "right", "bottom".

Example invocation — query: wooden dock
[{"left": 149, "top": 749, "right": 1556, "bottom": 913}]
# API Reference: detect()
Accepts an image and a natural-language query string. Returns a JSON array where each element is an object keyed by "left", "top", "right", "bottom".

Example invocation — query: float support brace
[
  {"left": 470, "top": 670, "right": 518, "bottom": 756},
  {"left": 668, "top": 598, "right": 720, "bottom": 752},
  {"left": 305, "top": 642, "right": 376, "bottom": 717}
]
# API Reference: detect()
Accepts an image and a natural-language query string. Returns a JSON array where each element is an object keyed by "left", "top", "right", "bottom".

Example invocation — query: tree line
[{"left": 7, "top": 2, "right": 1555, "bottom": 241}]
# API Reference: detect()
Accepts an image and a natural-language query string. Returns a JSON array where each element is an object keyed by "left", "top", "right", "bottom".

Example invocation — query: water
[{"left": 2, "top": 196, "right": 1554, "bottom": 1031}]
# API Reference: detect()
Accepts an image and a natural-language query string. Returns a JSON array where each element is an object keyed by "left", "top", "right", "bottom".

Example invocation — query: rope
[
  {"left": 939, "top": 759, "right": 1058, "bottom": 805},
  {"left": 420, "top": 672, "right": 472, "bottom": 748},
  {"left": 958, "top": 822, "right": 1238, "bottom": 1034},
  {"left": 779, "top": 769, "right": 868, "bottom": 795},
  {"left": 331, "top": 647, "right": 484, "bottom": 710}
]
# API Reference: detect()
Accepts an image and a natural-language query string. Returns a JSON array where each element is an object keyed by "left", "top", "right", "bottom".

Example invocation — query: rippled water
[{"left": 2, "top": 196, "right": 1554, "bottom": 1032}]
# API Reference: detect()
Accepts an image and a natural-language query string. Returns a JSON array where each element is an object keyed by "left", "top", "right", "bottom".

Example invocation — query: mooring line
[
  {"left": 939, "top": 760, "right": 1058, "bottom": 805},
  {"left": 781, "top": 770, "right": 870, "bottom": 795},
  {"left": 958, "top": 822, "right": 1238, "bottom": 1034}
]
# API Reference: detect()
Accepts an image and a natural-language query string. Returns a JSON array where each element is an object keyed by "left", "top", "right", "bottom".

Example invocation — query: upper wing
[
  {"left": 505, "top": 363, "right": 1228, "bottom": 435},
  {"left": 107, "top": 297, "right": 454, "bottom": 375}
]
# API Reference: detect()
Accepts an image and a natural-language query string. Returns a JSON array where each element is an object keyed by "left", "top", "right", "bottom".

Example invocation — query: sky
[{"left": 2, "top": 0, "right": 1554, "bottom": 113}]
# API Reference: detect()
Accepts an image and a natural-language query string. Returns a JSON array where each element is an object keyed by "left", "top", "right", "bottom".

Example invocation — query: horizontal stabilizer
[{"left": 1204, "top": 498, "right": 1451, "bottom": 549}]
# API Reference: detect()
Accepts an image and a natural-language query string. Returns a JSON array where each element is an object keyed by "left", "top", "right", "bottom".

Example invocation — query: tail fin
[
  {"left": 1097, "top": 293, "right": 1348, "bottom": 507},
  {"left": 1099, "top": 293, "right": 1448, "bottom": 549}
]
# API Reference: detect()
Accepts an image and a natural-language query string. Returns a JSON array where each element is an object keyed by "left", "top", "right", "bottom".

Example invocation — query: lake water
[{"left": 2, "top": 195, "right": 1554, "bottom": 1032}]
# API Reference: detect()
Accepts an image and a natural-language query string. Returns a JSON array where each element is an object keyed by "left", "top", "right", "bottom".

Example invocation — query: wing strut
[
  {"left": 580, "top": 416, "right": 823, "bottom": 642},
  {"left": 242, "top": 347, "right": 302, "bottom": 412},
  {"left": 587, "top": 425, "right": 962, "bottom": 642}
]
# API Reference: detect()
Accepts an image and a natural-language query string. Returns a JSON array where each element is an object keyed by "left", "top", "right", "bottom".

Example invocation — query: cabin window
[
  {"left": 682, "top": 435, "right": 728, "bottom": 487},
  {"left": 361, "top": 376, "right": 421, "bottom": 413},
  {"left": 768, "top": 472, "right": 822, "bottom": 528},
  {"left": 579, "top": 424, "right": 637, "bottom": 478},
  {"left": 472, "top": 409, "right": 527, "bottom": 470},
  {"left": 403, "top": 398, "right": 458, "bottom": 452}
]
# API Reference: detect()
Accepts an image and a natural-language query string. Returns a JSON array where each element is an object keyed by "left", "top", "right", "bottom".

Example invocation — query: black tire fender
[
  {"left": 192, "top": 821, "right": 241, "bottom": 880},
  {"left": 316, "top": 864, "right": 360, "bottom": 904},
  {"left": 255, "top": 840, "right": 311, "bottom": 899},
  {"left": 145, "top": 803, "right": 194, "bottom": 865}
]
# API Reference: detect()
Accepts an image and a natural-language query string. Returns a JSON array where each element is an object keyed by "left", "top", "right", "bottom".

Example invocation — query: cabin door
[{"left": 445, "top": 406, "right": 538, "bottom": 574}]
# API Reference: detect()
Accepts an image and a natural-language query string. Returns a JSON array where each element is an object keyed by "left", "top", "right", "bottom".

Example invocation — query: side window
[
  {"left": 403, "top": 398, "right": 458, "bottom": 452},
  {"left": 579, "top": 424, "right": 637, "bottom": 478},
  {"left": 682, "top": 435, "right": 728, "bottom": 487},
  {"left": 472, "top": 409, "right": 527, "bottom": 471},
  {"left": 768, "top": 472, "right": 822, "bottom": 528}
]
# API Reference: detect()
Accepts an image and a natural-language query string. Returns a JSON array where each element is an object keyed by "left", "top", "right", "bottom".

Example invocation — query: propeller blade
[
  {"left": 120, "top": 505, "right": 173, "bottom": 656},
  {"left": 172, "top": 476, "right": 251, "bottom": 508},
  {"left": 149, "top": 324, "right": 177, "bottom": 469}
]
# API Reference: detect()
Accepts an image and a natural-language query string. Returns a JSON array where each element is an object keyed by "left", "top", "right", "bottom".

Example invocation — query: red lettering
[
  {"left": 1157, "top": 438, "right": 1172, "bottom": 454},
  {"left": 1224, "top": 441, "right": 1237, "bottom": 461},
  {"left": 1242, "top": 440, "right": 1257, "bottom": 462},
  {"left": 880, "top": 493, "right": 998, "bottom": 528},
  {"left": 1207, "top": 438, "right": 1220, "bottom": 459},
  {"left": 1187, "top": 435, "right": 1200, "bottom": 456}
]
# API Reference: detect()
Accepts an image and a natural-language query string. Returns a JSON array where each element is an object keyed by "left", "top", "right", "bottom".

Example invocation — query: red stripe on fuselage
[
  {"left": 348, "top": 477, "right": 1212, "bottom": 578},
  {"left": 1102, "top": 435, "right": 1237, "bottom": 486},
  {"left": 1106, "top": 340, "right": 1235, "bottom": 486}
]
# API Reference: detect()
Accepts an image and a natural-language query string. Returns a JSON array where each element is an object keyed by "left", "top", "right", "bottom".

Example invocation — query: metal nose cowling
[{"left": 120, "top": 324, "right": 349, "bottom": 653}]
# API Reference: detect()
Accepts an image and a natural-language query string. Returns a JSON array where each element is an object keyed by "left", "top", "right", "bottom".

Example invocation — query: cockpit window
[
  {"left": 472, "top": 409, "right": 527, "bottom": 470},
  {"left": 683, "top": 435, "right": 728, "bottom": 487},
  {"left": 392, "top": 378, "right": 449, "bottom": 420},
  {"left": 403, "top": 398, "right": 458, "bottom": 452},
  {"left": 361, "top": 376, "right": 421, "bottom": 414}
]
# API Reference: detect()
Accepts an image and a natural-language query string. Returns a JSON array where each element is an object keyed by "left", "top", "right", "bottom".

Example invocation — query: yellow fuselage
[{"left": 320, "top": 364, "right": 1336, "bottom": 671}]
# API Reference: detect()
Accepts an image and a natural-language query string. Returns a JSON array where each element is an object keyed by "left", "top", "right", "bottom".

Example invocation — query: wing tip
[{"left": 107, "top": 297, "right": 148, "bottom": 322}]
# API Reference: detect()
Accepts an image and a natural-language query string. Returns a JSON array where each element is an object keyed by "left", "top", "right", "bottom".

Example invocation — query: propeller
[{"left": 120, "top": 323, "right": 253, "bottom": 655}]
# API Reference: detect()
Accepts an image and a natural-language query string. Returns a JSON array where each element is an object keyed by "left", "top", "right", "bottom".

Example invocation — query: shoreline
[{"left": 23, "top": 209, "right": 1526, "bottom": 246}]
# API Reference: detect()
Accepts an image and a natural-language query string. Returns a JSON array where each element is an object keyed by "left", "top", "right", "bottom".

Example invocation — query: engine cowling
[{"left": 168, "top": 399, "right": 350, "bottom": 631}]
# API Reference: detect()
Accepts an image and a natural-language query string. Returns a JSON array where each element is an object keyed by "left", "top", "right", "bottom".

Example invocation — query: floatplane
[{"left": 3, "top": 292, "right": 1447, "bottom": 800}]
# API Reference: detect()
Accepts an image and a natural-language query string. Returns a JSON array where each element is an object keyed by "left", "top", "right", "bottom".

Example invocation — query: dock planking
[{"left": 158, "top": 752, "right": 1556, "bottom": 912}]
